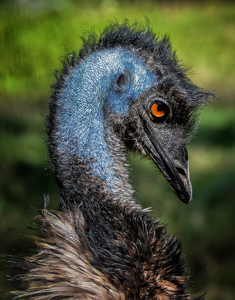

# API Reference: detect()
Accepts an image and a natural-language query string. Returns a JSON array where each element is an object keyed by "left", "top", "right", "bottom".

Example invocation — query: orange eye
[{"left": 151, "top": 103, "right": 167, "bottom": 118}]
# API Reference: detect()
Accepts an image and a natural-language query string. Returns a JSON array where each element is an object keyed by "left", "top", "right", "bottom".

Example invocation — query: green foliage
[
  {"left": 0, "top": 1, "right": 235, "bottom": 101},
  {"left": 0, "top": 1, "right": 235, "bottom": 299}
]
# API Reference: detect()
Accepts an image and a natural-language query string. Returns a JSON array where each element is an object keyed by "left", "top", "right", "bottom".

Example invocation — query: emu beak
[{"left": 143, "top": 120, "right": 193, "bottom": 204}]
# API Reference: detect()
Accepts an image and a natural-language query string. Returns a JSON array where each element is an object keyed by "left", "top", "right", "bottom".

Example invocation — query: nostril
[{"left": 176, "top": 167, "right": 186, "bottom": 178}]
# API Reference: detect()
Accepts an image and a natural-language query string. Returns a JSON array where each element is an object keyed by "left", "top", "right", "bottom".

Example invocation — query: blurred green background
[{"left": 0, "top": 0, "right": 235, "bottom": 299}]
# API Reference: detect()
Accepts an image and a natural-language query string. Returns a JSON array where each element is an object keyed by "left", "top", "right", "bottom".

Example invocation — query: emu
[{"left": 6, "top": 22, "right": 211, "bottom": 299}]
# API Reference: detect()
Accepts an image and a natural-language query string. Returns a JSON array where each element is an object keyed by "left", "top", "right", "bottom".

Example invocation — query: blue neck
[{"left": 54, "top": 48, "right": 156, "bottom": 195}]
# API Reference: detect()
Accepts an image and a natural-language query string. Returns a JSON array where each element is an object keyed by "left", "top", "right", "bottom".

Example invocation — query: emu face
[{"left": 48, "top": 23, "right": 209, "bottom": 206}]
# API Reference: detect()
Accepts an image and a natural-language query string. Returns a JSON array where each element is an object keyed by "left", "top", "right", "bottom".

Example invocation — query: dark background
[{"left": 0, "top": 1, "right": 235, "bottom": 299}]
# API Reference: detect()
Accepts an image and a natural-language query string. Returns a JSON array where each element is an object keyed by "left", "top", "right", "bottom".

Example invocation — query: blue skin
[{"left": 56, "top": 47, "right": 157, "bottom": 190}]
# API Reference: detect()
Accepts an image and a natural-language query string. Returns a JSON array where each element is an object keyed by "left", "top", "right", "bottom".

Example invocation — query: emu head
[{"left": 47, "top": 22, "right": 210, "bottom": 205}]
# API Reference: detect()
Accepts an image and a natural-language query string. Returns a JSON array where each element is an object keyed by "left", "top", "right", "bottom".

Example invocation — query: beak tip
[
  {"left": 177, "top": 175, "right": 193, "bottom": 204},
  {"left": 179, "top": 190, "right": 193, "bottom": 205},
  {"left": 185, "top": 198, "right": 192, "bottom": 205}
]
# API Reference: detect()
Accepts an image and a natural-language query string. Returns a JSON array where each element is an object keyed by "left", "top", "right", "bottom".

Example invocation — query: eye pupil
[
  {"left": 151, "top": 103, "right": 167, "bottom": 118},
  {"left": 116, "top": 74, "right": 126, "bottom": 87}
]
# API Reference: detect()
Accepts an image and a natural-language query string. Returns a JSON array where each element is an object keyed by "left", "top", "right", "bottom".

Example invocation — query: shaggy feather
[
  {"left": 6, "top": 203, "right": 195, "bottom": 300},
  {"left": 6, "top": 208, "right": 125, "bottom": 300}
]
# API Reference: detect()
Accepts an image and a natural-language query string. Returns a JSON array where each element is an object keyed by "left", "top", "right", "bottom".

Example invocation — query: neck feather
[
  {"left": 49, "top": 112, "right": 138, "bottom": 207},
  {"left": 47, "top": 47, "right": 156, "bottom": 208}
]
